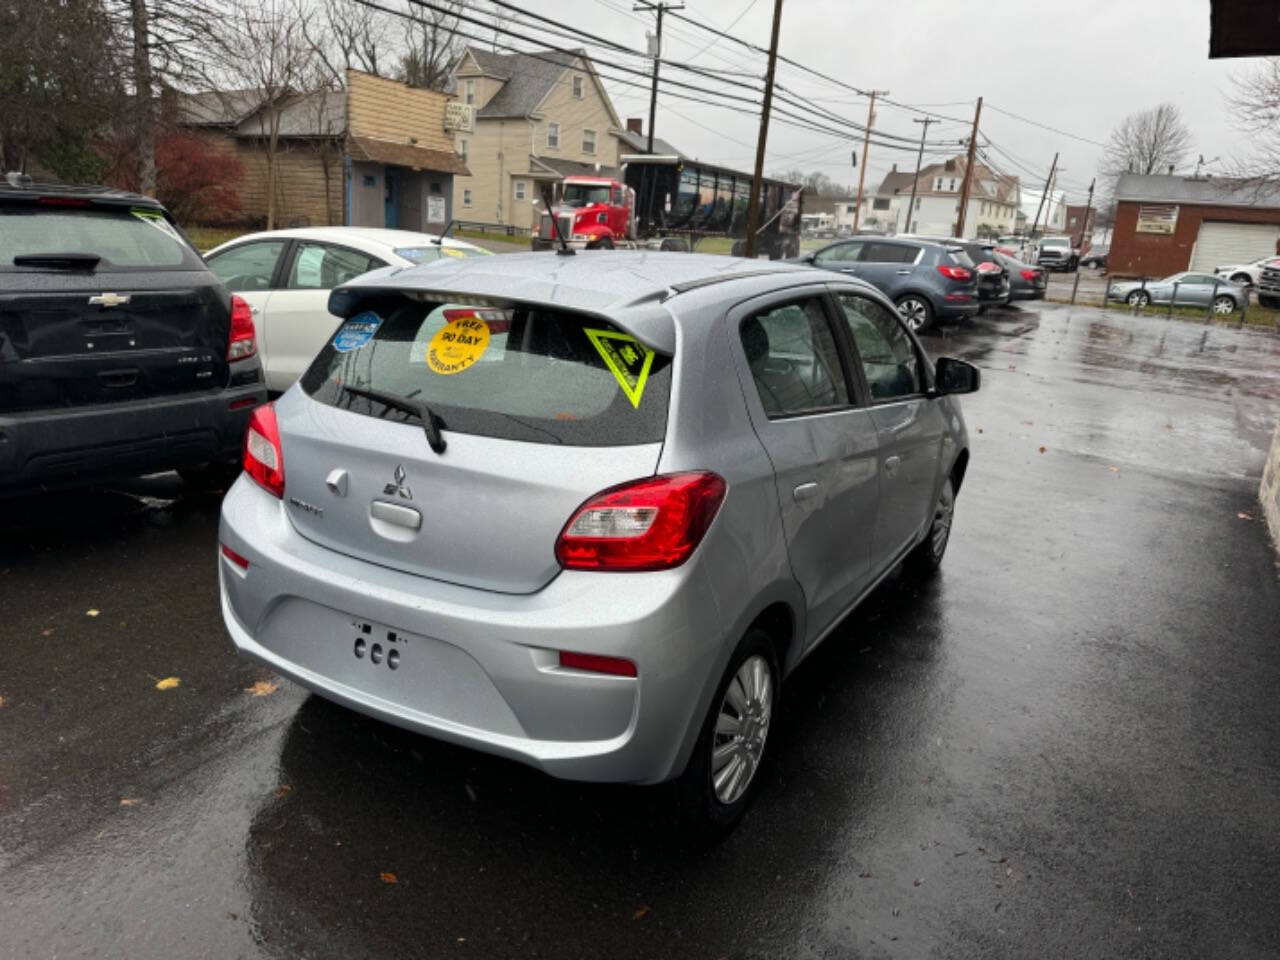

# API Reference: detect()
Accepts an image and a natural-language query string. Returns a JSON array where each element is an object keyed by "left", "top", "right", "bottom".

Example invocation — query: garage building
[{"left": 1108, "top": 173, "right": 1280, "bottom": 277}]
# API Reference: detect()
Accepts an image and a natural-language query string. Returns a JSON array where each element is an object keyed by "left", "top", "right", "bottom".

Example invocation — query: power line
[
  {"left": 984, "top": 102, "right": 1107, "bottom": 148},
  {"left": 682, "top": 0, "right": 758, "bottom": 60}
]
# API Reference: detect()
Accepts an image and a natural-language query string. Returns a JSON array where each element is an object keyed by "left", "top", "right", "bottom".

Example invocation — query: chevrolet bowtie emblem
[{"left": 88, "top": 293, "right": 131, "bottom": 307}]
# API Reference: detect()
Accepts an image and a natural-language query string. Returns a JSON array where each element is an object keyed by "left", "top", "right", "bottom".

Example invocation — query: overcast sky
[{"left": 499, "top": 0, "right": 1247, "bottom": 205}]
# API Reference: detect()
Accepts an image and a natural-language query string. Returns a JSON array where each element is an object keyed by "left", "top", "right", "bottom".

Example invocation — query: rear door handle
[
  {"left": 884, "top": 455, "right": 901, "bottom": 477},
  {"left": 792, "top": 481, "right": 820, "bottom": 502}
]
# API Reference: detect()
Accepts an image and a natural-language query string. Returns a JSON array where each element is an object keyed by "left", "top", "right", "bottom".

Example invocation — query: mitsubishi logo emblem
[
  {"left": 88, "top": 293, "right": 131, "bottom": 308},
  {"left": 383, "top": 464, "right": 413, "bottom": 500}
]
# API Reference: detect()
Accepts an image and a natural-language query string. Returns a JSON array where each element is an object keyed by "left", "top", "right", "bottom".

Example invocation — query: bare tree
[
  {"left": 304, "top": 0, "right": 395, "bottom": 83},
  {"left": 1101, "top": 103, "right": 1193, "bottom": 186},
  {"left": 398, "top": 0, "right": 464, "bottom": 91},
  {"left": 1227, "top": 57, "right": 1280, "bottom": 180}
]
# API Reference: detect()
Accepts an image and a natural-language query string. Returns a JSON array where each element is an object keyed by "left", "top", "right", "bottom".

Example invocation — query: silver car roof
[{"left": 328, "top": 251, "right": 826, "bottom": 353}]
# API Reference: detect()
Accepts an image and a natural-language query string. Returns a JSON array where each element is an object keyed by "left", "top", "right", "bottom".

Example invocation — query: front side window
[
  {"left": 547, "top": 122, "right": 560, "bottom": 149},
  {"left": 582, "top": 128, "right": 596, "bottom": 154},
  {"left": 813, "top": 241, "right": 862, "bottom": 267},
  {"left": 287, "top": 243, "right": 382, "bottom": 290},
  {"left": 839, "top": 294, "right": 922, "bottom": 401},
  {"left": 302, "top": 302, "right": 672, "bottom": 446},
  {"left": 739, "top": 298, "right": 849, "bottom": 418},
  {"left": 206, "top": 240, "right": 286, "bottom": 292}
]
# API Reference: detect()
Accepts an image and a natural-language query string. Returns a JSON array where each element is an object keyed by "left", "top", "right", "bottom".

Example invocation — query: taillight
[
  {"left": 556, "top": 471, "right": 727, "bottom": 571},
  {"left": 243, "top": 403, "right": 284, "bottom": 498},
  {"left": 937, "top": 264, "right": 972, "bottom": 281},
  {"left": 228, "top": 294, "right": 257, "bottom": 361},
  {"left": 1021, "top": 269, "right": 1040, "bottom": 282}
]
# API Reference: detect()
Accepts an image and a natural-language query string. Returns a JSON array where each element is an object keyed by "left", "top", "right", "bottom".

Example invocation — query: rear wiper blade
[
  {"left": 12, "top": 252, "right": 101, "bottom": 269},
  {"left": 341, "top": 384, "right": 447, "bottom": 454}
]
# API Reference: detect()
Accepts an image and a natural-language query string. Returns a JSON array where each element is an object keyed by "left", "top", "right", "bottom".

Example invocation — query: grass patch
[
  {"left": 185, "top": 226, "right": 250, "bottom": 253},
  {"left": 1048, "top": 295, "right": 1280, "bottom": 330},
  {"left": 453, "top": 227, "right": 530, "bottom": 244}
]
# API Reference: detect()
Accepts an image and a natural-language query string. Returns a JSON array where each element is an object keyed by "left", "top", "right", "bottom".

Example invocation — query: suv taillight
[
  {"left": 1021, "top": 269, "right": 1040, "bottom": 282},
  {"left": 228, "top": 294, "right": 257, "bottom": 361},
  {"left": 556, "top": 472, "right": 727, "bottom": 571},
  {"left": 937, "top": 264, "right": 972, "bottom": 281},
  {"left": 243, "top": 403, "right": 284, "bottom": 498}
]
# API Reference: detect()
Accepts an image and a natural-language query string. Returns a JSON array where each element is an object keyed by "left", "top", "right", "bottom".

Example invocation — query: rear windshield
[
  {"left": 947, "top": 249, "right": 976, "bottom": 269},
  {"left": 0, "top": 204, "right": 201, "bottom": 271},
  {"left": 300, "top": 298, "right": 672, "bottom": 446}
]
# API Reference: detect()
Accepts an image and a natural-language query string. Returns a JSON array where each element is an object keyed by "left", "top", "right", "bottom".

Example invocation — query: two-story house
[
  {"left": 891, "top": 156, "right": 1021, "bottom": 238},
  {"left": 449, "top": 46, "right": 624, "bottom": 230}
]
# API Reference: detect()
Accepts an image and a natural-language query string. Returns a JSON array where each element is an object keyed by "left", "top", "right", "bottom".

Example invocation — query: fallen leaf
[
  {"left": 274, "top": 784, "right": 292, "bottom": 798},
  {"left": 1237, "top": 512, "right": 1254, "bottom": 521},
  {"left": 858, "top": 871, "right": 872, "bottom": 879},
  {"left": 41, "top": 628, "right": 53, "bottom": 637},
  {"left": 0, "top": 695, "right": 5, "bottom": 708},
  {"left": 225, "top": 912, "right": 239, "bottom": 921},
  {"left": 994, "top": 901, "right": 1002, "bottom": 912},
  {"left": 977, "top": 428, "right": 984, "bottom": 434},
  {"left": 380, "top": 871, "right": 398, "bottom": 884},
  {"left": 1038, "top": 446, "right": 1046, "bottom": 454},
  {"left": 246, "top": 680, "right": 278, "bottom": 697},
  {"left": 913, "top": 878, "right": 924, "bottom": 887},
  {"left": 1022, "top": 419, "right": 1034, "bottom": 426},
  {"left": 633, "top": 905, "right": 650, "bottom": 921},
  {"left": 86, "top": 609, "right": 100, "bottom": 618},
  {"left": 1108, "top": 465, "right": 1121, "bottom": 473},
  {"left": 119, "top": 797, "right": 141, "bottom": 806},
  {"left": 155, "top": 676, "right": 180, "bottom": 690}
]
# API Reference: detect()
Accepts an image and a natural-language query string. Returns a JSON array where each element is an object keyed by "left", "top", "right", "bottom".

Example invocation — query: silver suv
[{"left": 218, "top": 252, "right": 978, "bottom": 831}]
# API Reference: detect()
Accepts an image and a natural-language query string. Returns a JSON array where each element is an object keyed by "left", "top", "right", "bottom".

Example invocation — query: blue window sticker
[{"left": 333, "top": 311, "right": 382, "bottom": 352}]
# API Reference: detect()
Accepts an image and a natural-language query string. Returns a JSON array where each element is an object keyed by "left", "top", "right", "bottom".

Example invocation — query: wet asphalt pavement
[{"left": 2, "top": 303, "right": 1279, "bottom": 959}]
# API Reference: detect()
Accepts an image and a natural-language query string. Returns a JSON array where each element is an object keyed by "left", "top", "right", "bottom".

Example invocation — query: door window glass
[
  {"left": 861, "top": 242, "right": 918, "bottom": 264},
  {"left": 813, "top": 242, "right": 862, "bottom": 266},
  {"left": 287, "top": 242, "right": 383, "bottom": 290},
  {"left": 206, "top": 240, "right": 285, "bottom": 291},
  {"left": 839, "top": 294, "right": 922, "bottom": 401},
  {"left": 739, "top": 299, "right": 849, "bottom": 417}
]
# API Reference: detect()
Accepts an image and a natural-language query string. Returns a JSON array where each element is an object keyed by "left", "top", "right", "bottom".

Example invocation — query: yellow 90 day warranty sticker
[
  {"left": 584, "top": 328, "right": 655, "bottom": 408},
  {"left": 426, "top": 316, "right": 490, "bottom": 374}
]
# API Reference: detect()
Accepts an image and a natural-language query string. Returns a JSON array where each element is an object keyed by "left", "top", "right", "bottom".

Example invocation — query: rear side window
[
  {"left": 739, "top": 298, "right": 849, "bottom": 417},
  {"left": 0, "top": 205, "right": 201, "bottom": 271},
  {"left": 300, "top": 300, "right": 671, "bottom": 446},
  {"left": 287, "top": 242, "right": 383, "bottom": 290},
  {"left": 862, "top": 242, "right": 918, "bottom": 264}
]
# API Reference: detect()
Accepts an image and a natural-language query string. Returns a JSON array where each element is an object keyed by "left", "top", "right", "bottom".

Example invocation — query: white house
[{"left": 892, "top": 155, "right": 1021, "bottom": 238}]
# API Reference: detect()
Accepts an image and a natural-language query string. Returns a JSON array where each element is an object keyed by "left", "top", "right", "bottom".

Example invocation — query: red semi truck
[{"left": 531, "top": 155, "right": 803, "bottom": 258}]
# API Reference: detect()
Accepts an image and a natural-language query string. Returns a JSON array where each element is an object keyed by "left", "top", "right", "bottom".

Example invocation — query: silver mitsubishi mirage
[{"left": 218, "top": 251, "right": 977, "bottom": 831}]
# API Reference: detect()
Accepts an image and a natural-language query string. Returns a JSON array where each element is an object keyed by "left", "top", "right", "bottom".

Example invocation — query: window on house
[
  {"left": 514, "top": 179, "right": 527, "bottom": 201},
  {"left": 934, "top": 178, "right": 942, "bottom": 191},
  {"left": 873, "top": 197, "right": 890, "bottom": 210},
  {"left": 547, "top": 122, "right": 560, "bottom": 149},
  {"left": 463, "top": 189, "right": 473, "bottom": 207},
  {"left": 457, "top": 138, "right": 468, "bottom": 162},
  {"left": 464, "top": 79, "right": 475, "bottom": 106},
  {"left": 949, "top": 178, "right": 956, "bottom": 191},
  {"left": 582, "top": 128, "right": 596, "bottom": 154},
  {"left": 572, "top": 75, "right": 584, "bottom": 99}
]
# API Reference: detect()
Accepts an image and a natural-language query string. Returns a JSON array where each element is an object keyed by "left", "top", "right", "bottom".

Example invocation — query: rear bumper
[
  {"left": 0, "top": 382, "right": 265, "bottom": 494},
  {"left": 218, "top": 477, "right": 724, "bottom": 784},
  {"left": 936, "top": 297, "right": 981, "bottom": 321},
  {"left": 1009, "top": 286, "right": 1046, "bottom": 300}
]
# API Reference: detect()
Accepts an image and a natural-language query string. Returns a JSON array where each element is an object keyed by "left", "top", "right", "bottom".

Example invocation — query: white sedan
[
  {"left": 1212, "top": 255, "right": 1280, "bottom": 287},
  {"left": 205, "top": 227, "right": 491, "bottom": 393}
]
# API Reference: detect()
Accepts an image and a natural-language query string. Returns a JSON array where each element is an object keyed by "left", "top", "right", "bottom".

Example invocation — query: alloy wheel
[
  {"left": 711, "top": 654, "right": 774, "bottom": 805},
  {"left": 1127, "top": 290, "right": 1150, "bottom": 307},
  {"left": 898, "top": 298, "right": 929, "bottom": 331},
  {"left": 930, "top": 481, "right": 955, "bottom": 559},
  {"left": 1212, "top": 295, "right": 1235, "bottom": 315}
]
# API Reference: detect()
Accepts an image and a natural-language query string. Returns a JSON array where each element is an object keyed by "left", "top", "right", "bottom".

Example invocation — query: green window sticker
[{"left": 584, "top": 328, "right": 655, "bottom": 409}]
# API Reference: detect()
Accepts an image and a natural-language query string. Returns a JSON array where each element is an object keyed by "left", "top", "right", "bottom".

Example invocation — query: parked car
[
  {"left": 205, "top": 227, "right": 490, "bottom": 393},
  {"left": 0, "top": 173, "right": 266, "bottom": 496},
  {"left": 907, "top": 237, "right": 1012, "bottom": 313},
  {"left": 1212, "top": 255, "right": 1279, "bottom": 287},
  {"left": 1080, "top": 246, "right": 1109, "bottom": 270},
  {"left": 1107, "top": 273, "right": 1245, "bottom": 313},
  {"left": 218, "top": 252, "right": 978, "bottom": 832},
  {"left": 1257, "top": 260, "right": 1280, "bottom": 308},
  {"left": 997, "top": 235, "right": 1038, "bottom": 263},
  {"left": 1037, "top": 235, "right": 1078, "bottom": 272},
  {"left": 994, "top": 251, "right": 1047, "bottom": 301},
  {"left": 790, "top": 236, "right": 979, "bottom": 332}
]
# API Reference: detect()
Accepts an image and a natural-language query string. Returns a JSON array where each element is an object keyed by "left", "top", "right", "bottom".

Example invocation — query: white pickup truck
[{"left": 1036, "top": 235, "right": 1079, "bottom": 272}]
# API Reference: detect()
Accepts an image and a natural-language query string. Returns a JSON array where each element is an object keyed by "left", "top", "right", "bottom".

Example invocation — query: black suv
[
  {"left": 908, "top": 237, "right": 1011, "bottom": 313},
  {"left": 0, "top": 174, "right": 266, "bottom": 495}
]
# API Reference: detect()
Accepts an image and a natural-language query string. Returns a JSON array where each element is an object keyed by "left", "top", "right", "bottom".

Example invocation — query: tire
[
  {"left": 1231, "top": 273, "right": 1252, "bottom": 285},
  {"left": 593, "top": 235, "right": 614, "bottom": 250},
  {"left": 1260, "top": 294, "right": 1280, "bottom": 309},
  {"left": 895, "top": 294, "right": 934, "bottom": 333},
  {"left": 1067, "top": 256, "right": 1078, "bottom": 272},
  {"left": 1212, "top": 294, "right": 1236, "bottom": 315},
  {"left": 976, "top": 304, "right": 988, "bottom": 316},
  {"left": 906, "top": 477, "right": 955, "bottom": 576},
  {"left": 1126, "top": 290, "right": 1150, "bottom": 307},
  {"left": 678, "top": 628, "right": 779, "bottom": 837}
]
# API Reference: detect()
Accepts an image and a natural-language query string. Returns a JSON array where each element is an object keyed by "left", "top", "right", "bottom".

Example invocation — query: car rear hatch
[
  {"left": 0, "top": 198, "right": 231, "bottom": 413},
  {"left": 283, "top": 296, "right": 673, "bottom": 594}
]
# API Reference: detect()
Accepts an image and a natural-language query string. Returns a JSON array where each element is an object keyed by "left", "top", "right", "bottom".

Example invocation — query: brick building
[{"left": 1108, "top": 173, "right": 1280, "bottom": 277}]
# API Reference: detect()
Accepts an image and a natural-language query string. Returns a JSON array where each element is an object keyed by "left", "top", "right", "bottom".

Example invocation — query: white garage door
[{"left": 1189, "top": 221, "right": 1280, "bottom": 272}]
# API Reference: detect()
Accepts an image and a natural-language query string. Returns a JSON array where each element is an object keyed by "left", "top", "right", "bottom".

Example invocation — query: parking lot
[{"left": 2, "top": 302, "right": 1279, "bottom": 959}]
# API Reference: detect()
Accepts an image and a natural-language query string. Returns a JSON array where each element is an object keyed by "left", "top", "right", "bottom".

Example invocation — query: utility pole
[
  {"left": 744, "top": 0, "right": 784, "bottom": 259},
  {"left": 1028, "top": 152, "right": 1058, "bottom": 240},
  {"left": 903, "top": 117, "right": 936, "bottom": 235},
  {"left": 852, "top": 89, "right": 889, "bottom": 232},
  {"left": 953, "top": 96, "right": 983, "bottom": 238},
  {"left": 1069, "top": 177, "right": 1095, "bottom": 305},
  {"left": 634, "top": 1, "right": 684, "bottom": 154}
]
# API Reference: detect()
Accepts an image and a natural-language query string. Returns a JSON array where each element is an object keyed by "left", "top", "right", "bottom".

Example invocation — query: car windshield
[
  {"left": 0, "top": 204, "right": 200, "bottom": 271},
  {"left": 561, "top": 184, "right": 611, "bottom": 207},
  {"left": 1042, "top": 237, "right": 1070, "bottom": 248},
  {"left": 301, "top": 298, "right": 672, "bottom": 446},
  {"left": 393, "top": 245, "right": 494, "bottom": 263}
]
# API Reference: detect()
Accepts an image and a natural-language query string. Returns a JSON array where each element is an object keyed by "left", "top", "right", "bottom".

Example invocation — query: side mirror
[{"left": 935, "top": 356, "right": 980, "bottom": 395}]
